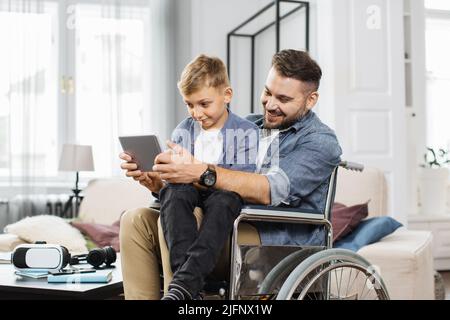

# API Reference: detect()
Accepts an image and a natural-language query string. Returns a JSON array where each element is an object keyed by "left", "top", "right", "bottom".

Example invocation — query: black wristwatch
[{"left": 199, "top": 164, "right": 217, "bottom": 187}]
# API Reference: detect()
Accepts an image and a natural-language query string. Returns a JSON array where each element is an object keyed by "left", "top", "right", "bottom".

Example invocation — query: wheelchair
[{"left": 154, "top": 161, "right": 390, "bottom": 300}]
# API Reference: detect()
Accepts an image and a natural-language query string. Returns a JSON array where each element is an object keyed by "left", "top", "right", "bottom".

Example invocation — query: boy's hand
[
  {"left": 119, "top": 152, "right": 142, "bottom": 178},
  {"left": 119, "top": 152, "right": 164, "bottom": 193}
]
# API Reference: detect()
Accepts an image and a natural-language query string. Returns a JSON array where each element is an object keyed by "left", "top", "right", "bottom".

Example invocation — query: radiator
[{"left": 1, "top": 194, "right": 71, "bottom": 230}]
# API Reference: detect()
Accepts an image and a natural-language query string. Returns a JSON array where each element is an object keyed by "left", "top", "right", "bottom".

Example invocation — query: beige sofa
[
  {"left": 0, "top": 178, "right": 151, "bottom": 252},
  {"left": 335, "top": 168, "right": 434, "bottom": 300},
  {"left": 0, "top": 168, "right": 435, "bottom": 299}
]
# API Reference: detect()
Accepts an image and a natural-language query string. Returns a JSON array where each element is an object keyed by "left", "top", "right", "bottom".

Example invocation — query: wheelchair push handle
[{"left": 339, "top": 161, "right": 364, "bottom": 172}]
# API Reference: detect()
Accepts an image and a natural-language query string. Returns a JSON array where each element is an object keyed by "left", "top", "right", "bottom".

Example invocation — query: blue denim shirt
[
  {"left": 171, "top": 110, "right": 258, "bottom": 173},
  {"left": 251, "top": 111, "right": 342, "bottom": 246}
]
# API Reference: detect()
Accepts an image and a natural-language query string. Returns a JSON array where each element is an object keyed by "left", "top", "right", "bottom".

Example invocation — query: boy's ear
[{"left": 223, "top": 87, "right": 233, "bottom": 104}]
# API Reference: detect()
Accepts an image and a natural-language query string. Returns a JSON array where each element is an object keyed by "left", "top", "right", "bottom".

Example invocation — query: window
[
  {"left": 425, "top": 0, "right": 450, "bottom": 11},
  {"left": 0, "top": 2, "right": 59, "bottom": 178},
  {"left": 72, "top": 2, "right": 150, "bottom": 177},
  {"left": 0, "top": 0, "right": 151, "bottom": 181},
  {"left": 425, "top": 0, "right": 450, "bottom": 151}
]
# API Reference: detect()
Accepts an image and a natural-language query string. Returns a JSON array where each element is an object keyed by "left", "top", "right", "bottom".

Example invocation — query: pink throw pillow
[
  {"left": 331, "top": 202, "right": 369, "bottom": 242},
  {"left": 71, "top": 219, "right": 120, "bottom": 252}
]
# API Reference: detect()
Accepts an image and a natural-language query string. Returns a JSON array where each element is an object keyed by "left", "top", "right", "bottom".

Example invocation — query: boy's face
[
  {"left": 183, "top": 86, "right": 232, "bottom": 130},
  {"left": 261, "top": 67, "right": 318, "bottom": 130}
]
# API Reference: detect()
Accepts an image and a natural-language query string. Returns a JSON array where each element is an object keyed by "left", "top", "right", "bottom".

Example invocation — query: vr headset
[
  {"left": 11, "top": 242, "right": 116, "bottom": 272},
  {"left": 12, "top": 243, "right": 70, "bottom": 272}
]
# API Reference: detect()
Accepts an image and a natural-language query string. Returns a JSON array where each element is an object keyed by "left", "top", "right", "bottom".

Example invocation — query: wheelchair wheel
[
  {"left": 276, "top": 249, "right": 390, "bottom": 300},
  {"left": 258, "top": 248, "right": 319, "bottom": 296}
]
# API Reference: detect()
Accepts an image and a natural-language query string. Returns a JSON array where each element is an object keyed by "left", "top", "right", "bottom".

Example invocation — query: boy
[{"left": 158, "top": 54, "right": 258, "bottom": 300}]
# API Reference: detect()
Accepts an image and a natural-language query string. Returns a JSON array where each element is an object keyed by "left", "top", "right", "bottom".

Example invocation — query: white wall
[
  {"left": 149, "top": 0, "right": 177, "bottom": 142},
  {"left": 316, "top": 0, "right": 409, "bottom": 223},
  {"left": 173, "top": 0, "right": 315, "bottom": 121},
  {"left": 174, "top": 0, "right": 193, "bottom": 125}
]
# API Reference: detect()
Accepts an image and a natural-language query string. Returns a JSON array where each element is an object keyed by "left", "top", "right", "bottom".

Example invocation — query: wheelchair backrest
[
  {"left": 324, "top": 166, "right": 339, "bottom": 221},
  {"left": 324, "top": 162, "right": 365, "bottom": 221}
]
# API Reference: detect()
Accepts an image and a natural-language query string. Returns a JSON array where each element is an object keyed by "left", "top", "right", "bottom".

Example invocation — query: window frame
[
  {"left": 0, "top": 0, "right": 61, "bottom": 183},
  {"left": 0, "top": 0, "right": 152, "bottom": 185},
  {"left": 424, "top": 7, "right": 450, "bottom": 151}
]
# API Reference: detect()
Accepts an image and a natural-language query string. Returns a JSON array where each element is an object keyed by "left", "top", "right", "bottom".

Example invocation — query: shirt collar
[
  {"left": 289, "top": 110, "right": 314, "bottom": 132},
  {"left": 220, "top": 109, "right": 235, "bottom": 134}
]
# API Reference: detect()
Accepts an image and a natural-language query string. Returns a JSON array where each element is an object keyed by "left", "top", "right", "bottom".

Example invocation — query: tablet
[{"left": 119, "top": 135, "right": 163, "bottom": 171}]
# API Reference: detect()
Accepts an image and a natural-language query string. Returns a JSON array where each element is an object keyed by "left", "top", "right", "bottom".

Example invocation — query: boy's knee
[
  {"left": 207, "top": 190, "right": 243, "bottom": 214},
  {"left": 208, "top": 190, "right": 242, "bottom": 205},
  {"left": 160, "top": 183, "right": 198, "bottom": 202}
]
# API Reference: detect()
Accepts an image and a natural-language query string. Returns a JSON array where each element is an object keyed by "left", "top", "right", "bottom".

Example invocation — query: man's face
[
  {"left": 183, "top": 86, "right": 232, "bottom": 130},
  {"left": 260, "top": 67, "right": 318, "bottom": 130}
]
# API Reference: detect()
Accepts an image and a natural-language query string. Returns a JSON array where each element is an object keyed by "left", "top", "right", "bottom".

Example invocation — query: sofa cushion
[
  {"left": 331, "top": 202, "right": 369, "bottom": 242},
  {"left": 4, "top": 215, "right": 88, "bottom": 254},
  {"left": 71, "top": 218, "right": 120, "bottom": 252},
  {"left": 334, "top": 216, "right": 402, "bottom": 252},
  {"left": 357, "top": 228, "right": 434, "bottom": 299},
  {"left": 79, "top": 178, "right": 151, "bottom": 225},
  {"left": 334, "top": 167, "right": 387, "bottom": 217}
]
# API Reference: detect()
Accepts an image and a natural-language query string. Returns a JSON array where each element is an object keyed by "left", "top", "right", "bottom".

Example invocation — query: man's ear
[
  {"left": 224, "top": 87, "right": 233, "bottom": 104},
  {"left": 306, "top": 91, "right": 319, "bottom": 110}
]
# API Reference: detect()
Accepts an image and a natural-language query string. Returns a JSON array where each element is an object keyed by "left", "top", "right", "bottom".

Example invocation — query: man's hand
[
  {"left": 153, "top": 141, "right": 206, "bottom": 184},
  {"left": 156, "top": 141, "right": 200, "bottom": 165},
  {"left": 119, "top": 152, "right": 164, "bottom": 193}
]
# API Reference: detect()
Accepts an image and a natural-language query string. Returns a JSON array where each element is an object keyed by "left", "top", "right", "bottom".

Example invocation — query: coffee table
[{"left": 0, "top": 255, "right": 123, "bottom": 300}]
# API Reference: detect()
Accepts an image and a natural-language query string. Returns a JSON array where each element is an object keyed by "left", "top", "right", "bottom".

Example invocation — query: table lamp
[{"left": 58, "top": 144, "right": 94, "bottom": 217}]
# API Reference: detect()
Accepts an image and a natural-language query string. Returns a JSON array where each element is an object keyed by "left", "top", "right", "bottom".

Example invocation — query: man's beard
[{"left": 263, "top": 105, "right": 308, "bottom": 130}]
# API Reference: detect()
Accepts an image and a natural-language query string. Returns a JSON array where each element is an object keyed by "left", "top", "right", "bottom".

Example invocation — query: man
[{"left": 119, "top": 49, "right": 342, "bottom": 299}]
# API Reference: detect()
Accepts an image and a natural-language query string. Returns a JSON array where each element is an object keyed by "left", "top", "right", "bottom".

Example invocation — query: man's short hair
[
  {"left": 178, "top": 54, "right": 230, "bottom": 96},
  {"left": 271, "top": 49, "right": 322, "bottom": 92}
]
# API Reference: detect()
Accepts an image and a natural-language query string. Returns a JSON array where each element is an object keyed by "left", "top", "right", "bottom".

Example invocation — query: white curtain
[
  {"left": 0, "top": 0, "right": 176, "bottom": 229},
  {"left": 74, "top": 0, "right": 176, "bottom": 178},
  {"left": 0, "top": 0, "right": 57, "bottom": 227}
]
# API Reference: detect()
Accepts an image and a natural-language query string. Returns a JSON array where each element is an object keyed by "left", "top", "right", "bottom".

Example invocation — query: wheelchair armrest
[
  {"left": 148, "top": 201, "right": 326, "bottom": 220},
  {"left": 241, "top": 205, "right": 325, "bottom": 220}
]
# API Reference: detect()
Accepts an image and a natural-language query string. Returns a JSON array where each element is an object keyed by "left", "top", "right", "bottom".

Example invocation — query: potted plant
[{"left": 418, "top": 148, "right": 450, "bottom": 215}]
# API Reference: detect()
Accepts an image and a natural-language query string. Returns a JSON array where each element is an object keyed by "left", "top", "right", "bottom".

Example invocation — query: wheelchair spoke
[
  {"left": 337, "top": 266, "right": 344, "bottom": 298},
  {"left": 344, "top": 267, "right": 353, "bottom": 298},
  {"left": 360, "top": 277, "right": 379, "bottom": 300},
  {"left": 359, "top": 275, "right": 370, "bottom": 299},
  {"left": 347, "top": 269, "right": 362, "bottom": 297},
  {"left": 333, "top": 266, "right": 339, "bottom": 297},
  {"left": 361, "top": 287, "right": 375, "bottom": 300},
  {"left": 312, "top": 290, "right": 319, "bottom": 300}
]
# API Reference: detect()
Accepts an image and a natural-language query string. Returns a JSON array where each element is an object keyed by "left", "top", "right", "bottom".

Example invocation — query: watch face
[{"left": 204, "top": 173, "right": 216, "bottom": 187}]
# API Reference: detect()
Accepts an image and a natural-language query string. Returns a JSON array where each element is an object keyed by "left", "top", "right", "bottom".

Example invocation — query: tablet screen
[{"left": 119, "top": 135, "right": 162, "bottom": 172}]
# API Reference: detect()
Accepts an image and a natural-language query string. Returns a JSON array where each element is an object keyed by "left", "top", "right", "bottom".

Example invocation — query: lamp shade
[{"left": 59, "top": 144, "right": 94, "bottom": 172}]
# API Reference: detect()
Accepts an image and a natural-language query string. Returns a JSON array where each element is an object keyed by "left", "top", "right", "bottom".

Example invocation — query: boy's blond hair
[{"left": 178, "top": 54, "right": 230, "bottom": 96}]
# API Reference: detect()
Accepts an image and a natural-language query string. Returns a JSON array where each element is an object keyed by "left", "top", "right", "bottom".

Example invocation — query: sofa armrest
[{"left": 357, "top": 228, "right": 434, "bottom": 300}]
